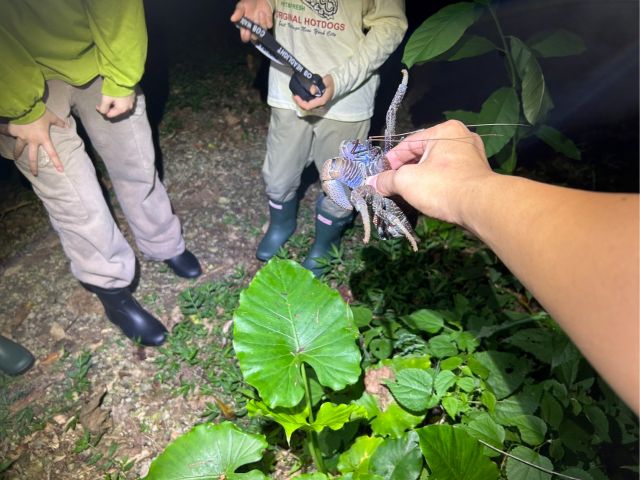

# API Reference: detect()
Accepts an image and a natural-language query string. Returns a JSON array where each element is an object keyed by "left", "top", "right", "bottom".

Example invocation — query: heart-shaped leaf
[
  {"left": 385, "top": 368, "right": 437, "bottom": 412},
  {"left": 233, "top": 259, "right": 361, "bottom": 408},
  {"left": 145, "top": 422, "right": 268, "bottom": 479}
]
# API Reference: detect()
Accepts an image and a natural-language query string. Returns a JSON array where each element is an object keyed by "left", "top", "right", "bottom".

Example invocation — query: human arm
[
  {"left": 327, "top": 0, "right": 407, "bottom": 100},
  {"left": 84, "top": 0, "right": 147, "bottom": 117},
  {"left": 230, "top": 0, "right": 274, "bottom": 43},
  {"left": 369, "top": 120, "right": 640, "bottom": 413},
  {"left": 0, "top": 26, "right": 66, "bottom": 174}
]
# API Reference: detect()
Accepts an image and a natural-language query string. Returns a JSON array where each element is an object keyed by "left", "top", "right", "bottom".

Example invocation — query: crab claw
[{"left": 321, "top": 157, "right": 355, "bottom": 210}]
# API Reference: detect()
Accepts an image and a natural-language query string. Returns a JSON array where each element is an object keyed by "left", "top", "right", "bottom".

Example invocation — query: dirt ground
[{"left": 0, "top": 73, "right": 334, "bottom": 478}]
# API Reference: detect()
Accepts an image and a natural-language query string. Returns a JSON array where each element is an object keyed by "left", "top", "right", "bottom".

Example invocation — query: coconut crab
[{"left": 321, "top": 69, "right": 418, "bottom": 251}]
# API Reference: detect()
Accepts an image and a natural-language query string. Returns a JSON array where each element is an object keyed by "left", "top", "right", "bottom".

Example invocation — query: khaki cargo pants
[
  {"left": 0, "top": 78, "right": 184, "bottom": 289},
  {"left": 263, "top": 107, "right": 370, "bottom": 218}
]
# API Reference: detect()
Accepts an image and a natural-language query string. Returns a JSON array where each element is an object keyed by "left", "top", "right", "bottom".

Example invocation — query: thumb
[
  {"left": 96, "top": 97, "right": 112, "bottom": 115},
  {"left": 367, "top": 170, "right": 398, "bottom": 198}
]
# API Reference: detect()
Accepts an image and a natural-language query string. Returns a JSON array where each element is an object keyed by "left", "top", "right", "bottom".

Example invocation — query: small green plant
[{"left": 403, "top": 1, "right": 584, "bottom": 172}]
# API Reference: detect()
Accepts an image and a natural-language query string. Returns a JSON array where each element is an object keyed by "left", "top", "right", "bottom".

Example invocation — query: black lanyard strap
[{"left": 236, "top": 16, "right": 326, "bottom": 101}]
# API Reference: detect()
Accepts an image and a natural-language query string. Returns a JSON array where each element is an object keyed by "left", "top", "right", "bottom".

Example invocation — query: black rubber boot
[
  {"left": 164, "top": 249, "right": 202, "bottom": 279},
  {"left": 0, "top": 335, "right": 35, "bottom": 376},
  {"left": 302, "top": 202, "right": 353, "bottom": 277},
  {"left": 256, "top": 198, "right": 298, "bottom": 261},
  {"left": 83, "top": 284, "right": 167, "bottom": 346}
]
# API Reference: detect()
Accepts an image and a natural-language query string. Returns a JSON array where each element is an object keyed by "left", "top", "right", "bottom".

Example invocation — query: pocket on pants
[{"left": 31, "top": 171, "right": 90, "bottom": 225}]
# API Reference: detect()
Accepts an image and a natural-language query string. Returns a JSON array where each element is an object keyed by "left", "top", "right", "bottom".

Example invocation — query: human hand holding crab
[{"left": 320, "top": 69, "right": 419, "bottom": 251}]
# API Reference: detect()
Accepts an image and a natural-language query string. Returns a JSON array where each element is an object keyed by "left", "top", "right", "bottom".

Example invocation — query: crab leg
[{"left": 351, "top": 189, "right": 372, "bottom": 244}]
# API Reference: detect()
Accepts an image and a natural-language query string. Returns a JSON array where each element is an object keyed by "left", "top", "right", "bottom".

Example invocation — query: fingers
[
  {"left": 385, "top": 130, "right": 435, "bottom": 169},
  {"left": 14, "top": 138, "right": 26, "bottom": 161},
  {"left": 293, "top": 94, "right": 325, "bottom": 111},
  {"left": 43, "top": 139, "right": 64, "bottom": 173},
  {"left": 28, "top": 142, "right": 39, "bottom": 176},
  {"left": 104, "top": 104, "right": 127, "bottom": 119},
  {"left": 231, "top": 4, "right": 273, "bottom": 43},
  {"left": 96, "top": 97, "right": 112, "bottom": 116},
  {"left": 96, "top": 96, "right": 134, "bottom": 118},
  {"left": 367, "top": 170, "right": 399, "bottom": 198},
  {"left": 230, "top": 4, "right": 244, "bottom": 22},
  {"left": 259, "top": 9, "right": 273, "bottom": 29}
]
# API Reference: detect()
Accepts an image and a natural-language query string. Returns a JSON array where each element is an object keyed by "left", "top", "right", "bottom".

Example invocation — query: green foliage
[
  {"left": 403, "top": 1, "right": 583, "bottom": 172},
  {"left": 148, "top": 221, "right": 637, "bottom": 478}
]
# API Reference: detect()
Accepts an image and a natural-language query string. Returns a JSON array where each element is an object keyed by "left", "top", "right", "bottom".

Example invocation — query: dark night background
[
  {"left": 1, "top": 0, "right": 639, "bottom": 191},
  {"left": 134, "top": 0, "right": 640, "bottom": 192}
]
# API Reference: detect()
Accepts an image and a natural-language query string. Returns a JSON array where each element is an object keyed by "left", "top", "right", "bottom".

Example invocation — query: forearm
[{"left": 465, "top": 174, "right": 639, "bottom": 412}]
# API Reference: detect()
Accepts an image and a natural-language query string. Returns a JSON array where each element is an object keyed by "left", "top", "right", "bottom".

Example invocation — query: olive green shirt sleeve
[
  {"left": 84, "top": 0, "right": 148, "bottom": 97},
  {"left": 0, "top": 25, "right": 47, "bottom": 124}
]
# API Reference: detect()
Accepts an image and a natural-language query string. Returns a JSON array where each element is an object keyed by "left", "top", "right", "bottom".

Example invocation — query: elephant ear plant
[
  {"left": 403, "top": 0, "right": 585, "bottom": 172},
  {"left": 145, "top": 258, "right": 365, "bottom": 478},
  {"left": 233, "top": 258, "right": 364, "bottom": 472}
]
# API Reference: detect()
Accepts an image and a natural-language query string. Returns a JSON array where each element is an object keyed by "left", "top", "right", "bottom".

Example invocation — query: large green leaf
[
  {"left": 385, "top": 368, "right": 437, "bottom": 412},
  {"left": 505, "top": 446, "right": 553, "bottom": 480},
  {"left": 535, "top": 124, "right": 581, "bottom": 160},
  {"left": 403, "top": 2, "right": 483, "bottom": 68},
  {"left": 417, "top": 425, "right": 499, "bottom": 480},
  {"left": 370, "top": 431, "right": 423, "bottom": 480},
  {"left": 510, "top": 37, "right": 553, "bottom": 125},
  {"left": 337, "top": 435, "right": 384, "bottom": 475},
  {"left": 447, "top": 87, "right": 520, "bottom": 157},
  {"left": 145, "top": 422, "right": 268, "bottom": 480},
  {"left": 233, "top": 259, "right": 361, "bottom": 407},
  {"left": 528, "top": 29, "right": 586, "bottom": 58}
]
